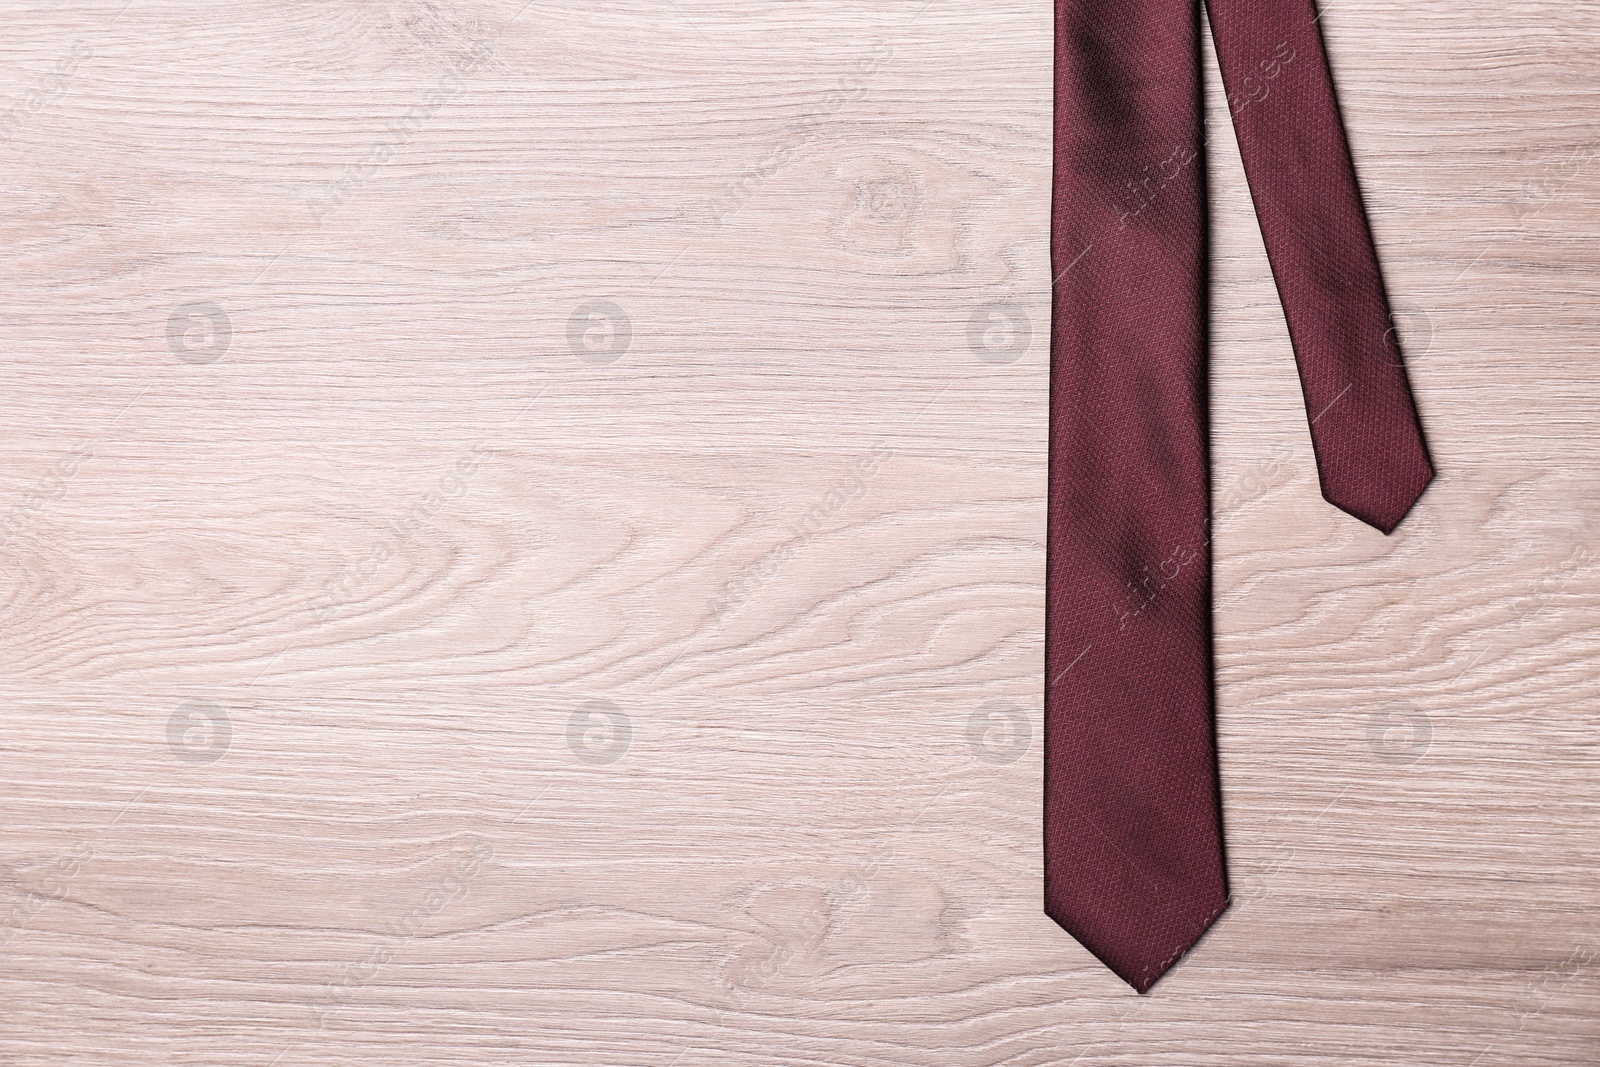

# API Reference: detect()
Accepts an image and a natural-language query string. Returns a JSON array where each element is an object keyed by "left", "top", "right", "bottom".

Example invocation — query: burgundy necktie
[{"left": 1046, "top": 0, "right": 1433, "bottom": 992}]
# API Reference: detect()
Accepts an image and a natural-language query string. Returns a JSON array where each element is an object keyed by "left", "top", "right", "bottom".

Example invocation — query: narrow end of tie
[
  {"left": 1322, "top": 458, "right": 1435, "bottom": 536},
  {"left": 1046, "top": 891, "right": 1231, "bottom": 995},
  {"left": 1125, "top": 894, "right": 1230, "bottom": 994}
]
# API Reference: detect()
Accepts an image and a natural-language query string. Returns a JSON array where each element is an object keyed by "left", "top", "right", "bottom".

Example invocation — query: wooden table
[{"left": 0, "top": 1, "right": 1595, "bottom": 1063}]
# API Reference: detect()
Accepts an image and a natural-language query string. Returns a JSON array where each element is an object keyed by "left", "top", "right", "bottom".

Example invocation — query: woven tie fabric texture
[{"left": 1046, "top": 0, "right": 1433, "bottom": 993}]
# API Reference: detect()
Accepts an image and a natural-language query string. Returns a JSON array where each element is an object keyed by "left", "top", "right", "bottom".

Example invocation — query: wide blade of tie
[{"left": 1046, "top": 0, "right": 1433, "bottom": 994}]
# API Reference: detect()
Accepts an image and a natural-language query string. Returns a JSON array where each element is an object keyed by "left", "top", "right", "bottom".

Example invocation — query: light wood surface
[{"left": 1, "top": 1, "right": 1596, "bottom": 1063}]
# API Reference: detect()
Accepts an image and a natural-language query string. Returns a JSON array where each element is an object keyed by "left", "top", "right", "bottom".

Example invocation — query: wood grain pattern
[{"left": 0, "top": 0, "right": 1596, "bottom": 1063}]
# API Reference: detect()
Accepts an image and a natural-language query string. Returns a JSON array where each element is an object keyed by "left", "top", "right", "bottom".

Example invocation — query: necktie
[{"left": 1046, "top": 0, "right": 1433, "bottom": 993}]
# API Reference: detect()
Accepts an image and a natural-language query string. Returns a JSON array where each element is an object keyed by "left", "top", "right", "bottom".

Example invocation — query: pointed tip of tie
[
  {"left": 1323, "top": 460, "right": 1435, "bottom": 535},
  {"left": 1046, "top": 893, "right": 1231, "bottom": 994},
  {"left": 1117, "top": 895, "right": 1230, "bottom": 994}
]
